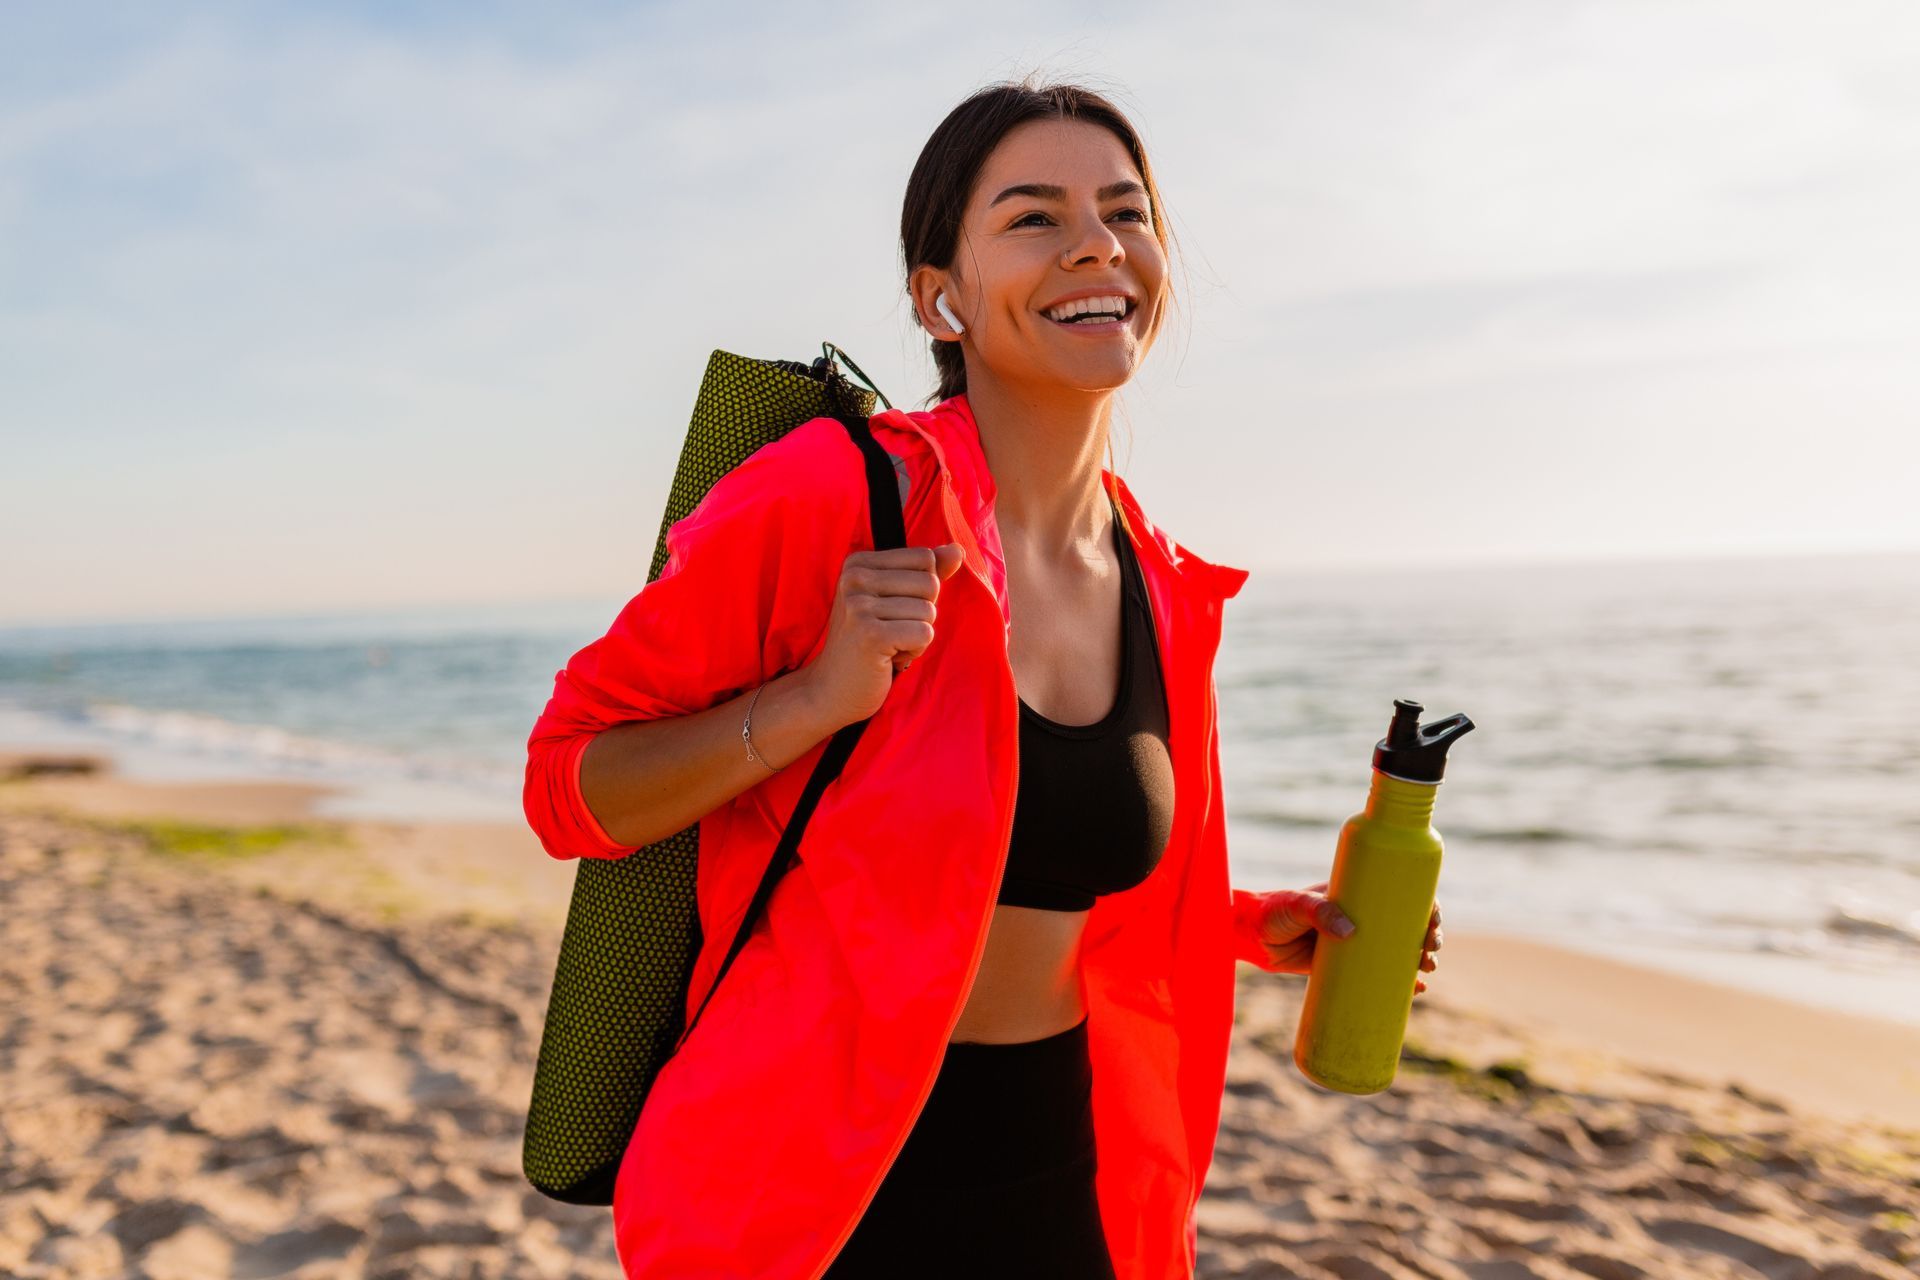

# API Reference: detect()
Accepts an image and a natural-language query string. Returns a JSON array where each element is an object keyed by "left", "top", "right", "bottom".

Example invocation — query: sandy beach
[{"left": 2, "top": 750, "right": 1915, "bottom": 1279}]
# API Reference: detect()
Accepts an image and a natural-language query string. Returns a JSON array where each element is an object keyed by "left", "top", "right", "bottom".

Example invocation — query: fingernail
[{"left": 1334, "top": 916, "right": 1355, "bottom": 937}]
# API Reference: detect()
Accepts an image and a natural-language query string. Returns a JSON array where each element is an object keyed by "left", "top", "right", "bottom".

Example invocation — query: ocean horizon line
[{"left": 5, "top": 540, "right": 1917, "bottom": 635}]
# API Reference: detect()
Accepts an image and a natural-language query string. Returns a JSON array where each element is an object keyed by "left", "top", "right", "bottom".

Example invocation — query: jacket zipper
[{"left": 805, "top": 478, "right": 1021, "bottom": 1280}]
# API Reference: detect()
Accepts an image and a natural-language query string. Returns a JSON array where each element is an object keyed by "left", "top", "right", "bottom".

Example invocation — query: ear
[{"left": 908, "top": 265, "right": 960, "bottom": 343}]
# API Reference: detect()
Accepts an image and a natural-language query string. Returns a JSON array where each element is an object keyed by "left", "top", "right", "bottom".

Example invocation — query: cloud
[{"left": 2, "top": 1, "right": 1917, "bottom": 622}]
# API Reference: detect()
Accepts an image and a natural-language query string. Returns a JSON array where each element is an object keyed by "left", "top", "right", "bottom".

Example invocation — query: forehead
[{"left": 969, "top": 118, "right": 1142, "bottom": 207}]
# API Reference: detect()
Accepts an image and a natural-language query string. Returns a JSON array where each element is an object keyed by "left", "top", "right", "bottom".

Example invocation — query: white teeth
[{"left": 1045, "top": 295, "right": 1129, "bottom": 322}]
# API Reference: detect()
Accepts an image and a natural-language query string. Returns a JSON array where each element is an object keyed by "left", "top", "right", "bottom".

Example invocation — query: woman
[{"left": 524, "top": 78, "right": 1443, "bottom": 1280}]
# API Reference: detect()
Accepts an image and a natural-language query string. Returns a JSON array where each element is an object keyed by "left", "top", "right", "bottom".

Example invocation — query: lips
[{"left": 1044, "top": 306, "right": 1131, "bottom": 332}]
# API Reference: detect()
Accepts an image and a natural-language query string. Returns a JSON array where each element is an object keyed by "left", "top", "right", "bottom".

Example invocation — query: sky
[{"left": 2, "top": 1, "right": 1916, "bottom": 626}]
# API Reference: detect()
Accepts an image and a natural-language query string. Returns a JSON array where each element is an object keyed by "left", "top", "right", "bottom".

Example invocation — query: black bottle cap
[{"left": 1372, "top": 698, "right": 1475, "bottom": 783}]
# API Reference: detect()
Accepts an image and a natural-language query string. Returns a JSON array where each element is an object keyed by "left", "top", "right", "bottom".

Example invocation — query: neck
[{"left": 961, "top": 372, "right": 1117, "bottom": 559}]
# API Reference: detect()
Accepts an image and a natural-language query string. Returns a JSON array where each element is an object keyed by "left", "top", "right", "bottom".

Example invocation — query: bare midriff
[{"left": 947, "top": 902, "right": 1090, "bottom": 1044}]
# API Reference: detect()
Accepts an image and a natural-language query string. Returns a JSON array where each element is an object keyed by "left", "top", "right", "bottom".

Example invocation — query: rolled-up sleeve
[{"left": 523, "top": 418, "right": 870, "bottom": 860}]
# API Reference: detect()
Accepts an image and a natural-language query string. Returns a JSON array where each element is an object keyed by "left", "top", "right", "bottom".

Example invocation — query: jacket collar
[{"left": 870, "top": 391, "right": 1251, "bottom": 607}]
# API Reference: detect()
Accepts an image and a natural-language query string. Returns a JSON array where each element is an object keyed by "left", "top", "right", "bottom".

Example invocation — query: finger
[
  {"left": 932, "top": 542, "right": 967, "bottom": 577},
  {"left": 855, "top": 546, "right": 943, "bottom": 570},
  {"left": 1419, "top": 952, "right": 1436, "bottom": 972},
  {"left": 849, "top": 565, "right": 948, "bottom": 601},
  {"left": 877, "top": 618, "right": 937, "bottom": 659},
  {"left": 1262, "top": 932, "right": 1316, "bottom": 972},
  {"left": 1257, "top": 890, "right": 1311, "bottom": 942},
  {"left": 1414, "top": 979, "right": 1427, "bottom": 995},
  {"left": 864, "top": 594, "right": 938, "bottom": 623},
  {"left": 1265, "top": 889, "right": 1352, "bottom": 940}
]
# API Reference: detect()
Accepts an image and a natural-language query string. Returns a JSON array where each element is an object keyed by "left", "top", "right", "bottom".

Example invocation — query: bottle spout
[{"left": 1374, "top": 698, "right": 1476, "bottom": 783}]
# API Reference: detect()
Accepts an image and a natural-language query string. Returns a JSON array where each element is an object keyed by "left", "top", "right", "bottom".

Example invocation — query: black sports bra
[{"left": 997, "top": 496, "right": 1175, "bottom": 912}]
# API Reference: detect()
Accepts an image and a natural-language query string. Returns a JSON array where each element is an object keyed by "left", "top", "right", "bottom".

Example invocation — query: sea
[{"left": 3, "top": 547, "right": 1916, "bottom": 1027}]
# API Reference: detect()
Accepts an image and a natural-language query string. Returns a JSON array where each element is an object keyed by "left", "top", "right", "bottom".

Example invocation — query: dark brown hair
[{"left": 899, "top": 75, "right": 1181, "bottom": 408}]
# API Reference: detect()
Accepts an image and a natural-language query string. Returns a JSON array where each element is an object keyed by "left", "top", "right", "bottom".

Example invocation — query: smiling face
[{"left": 911, "top": 116, "right": 1170, "bottom": 396}]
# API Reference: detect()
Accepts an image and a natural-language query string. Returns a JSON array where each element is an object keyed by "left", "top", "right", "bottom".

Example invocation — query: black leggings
[{"left": 822, "top": 1014, "right": 1117, "bottom": 1279}]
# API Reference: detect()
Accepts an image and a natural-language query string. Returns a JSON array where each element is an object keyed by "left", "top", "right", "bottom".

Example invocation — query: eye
[{"left": 1011, "top": 207, "right": 1153, "bottom": 228}]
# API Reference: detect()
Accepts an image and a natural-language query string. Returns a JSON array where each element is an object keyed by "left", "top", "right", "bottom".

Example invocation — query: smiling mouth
[{"left": 1043, "top": 300, "right": 1134, "bottom": 329}]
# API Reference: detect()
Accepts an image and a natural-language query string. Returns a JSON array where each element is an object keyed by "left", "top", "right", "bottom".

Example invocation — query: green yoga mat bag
[{"left": 521, "top": 343, "right": 907, "bottom": 1206}]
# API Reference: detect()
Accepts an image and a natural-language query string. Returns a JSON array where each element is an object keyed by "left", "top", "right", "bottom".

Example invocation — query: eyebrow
[{"left": 987, "top": 179, "right": 1148, "bottom": 208}]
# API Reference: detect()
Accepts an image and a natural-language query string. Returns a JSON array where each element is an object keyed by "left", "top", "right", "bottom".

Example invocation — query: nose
[{"left": 1062, "top": 211, "right": 1125, "bottom": 268}]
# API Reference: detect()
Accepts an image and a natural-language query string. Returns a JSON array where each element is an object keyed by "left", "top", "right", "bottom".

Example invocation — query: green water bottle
[{"left": 1294, "top": 698, "right": 1475, "bottom": 1094}]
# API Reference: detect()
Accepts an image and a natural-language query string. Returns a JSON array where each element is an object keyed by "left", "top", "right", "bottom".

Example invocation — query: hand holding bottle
[{"left": 1247, "top": 881, "right": 1444, "bottom": 992}]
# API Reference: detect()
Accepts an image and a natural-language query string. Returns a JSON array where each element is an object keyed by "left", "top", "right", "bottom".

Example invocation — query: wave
[{"left": 0, "top": 698, "right": 518, "bottom": 797}]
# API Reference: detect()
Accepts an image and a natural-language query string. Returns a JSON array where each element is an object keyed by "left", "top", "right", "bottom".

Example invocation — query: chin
[{"left": 1056, "top": 354, "right": 1143, "bottom": 393}]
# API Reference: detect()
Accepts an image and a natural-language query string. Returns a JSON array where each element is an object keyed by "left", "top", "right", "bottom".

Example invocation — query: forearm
[{"left": 576, "top": 667, "right": 845, "bottom": 852}]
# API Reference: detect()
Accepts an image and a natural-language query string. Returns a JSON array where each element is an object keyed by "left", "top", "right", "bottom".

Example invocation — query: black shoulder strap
[{"left": 671, "top": 414, "right": 906, "bottom": 1055}]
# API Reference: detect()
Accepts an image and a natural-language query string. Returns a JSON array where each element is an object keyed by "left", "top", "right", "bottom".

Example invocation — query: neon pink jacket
[{"left": 524, "top": 392, "right": 1285, "bottom": 1279}]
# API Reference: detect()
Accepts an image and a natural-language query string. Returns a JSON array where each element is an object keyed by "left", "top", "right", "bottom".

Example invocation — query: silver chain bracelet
[{"left": 742, "top": 679, "right": 780, "bottom": 772}]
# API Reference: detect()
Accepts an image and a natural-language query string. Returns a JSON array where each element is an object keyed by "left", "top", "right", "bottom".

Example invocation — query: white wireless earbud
[{"left": 934, "top": 292, "right": 965, "bottom": 335}]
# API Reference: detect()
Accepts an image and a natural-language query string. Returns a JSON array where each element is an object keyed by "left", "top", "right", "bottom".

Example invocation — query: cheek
[
  {"left": 979, "top": 246, "right": 1057, "bottom": 318},
  {"left": 1143, "top": 261, "right": 1170, "bottom": 304}
]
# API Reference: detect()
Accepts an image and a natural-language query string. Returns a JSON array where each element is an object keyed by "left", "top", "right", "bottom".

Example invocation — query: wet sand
[{"left": 2, "top": 753, "right": 1915, "bottom": 1278}]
